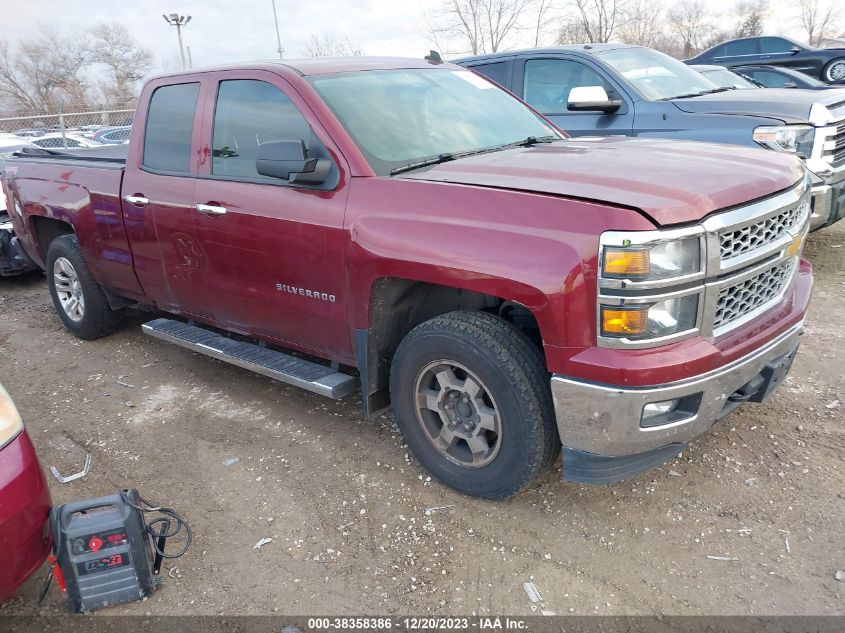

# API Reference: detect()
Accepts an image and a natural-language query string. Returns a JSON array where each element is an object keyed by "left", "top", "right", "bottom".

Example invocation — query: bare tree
[
  {"left": 531, "top": 0, "right": 557, "bottom": 47},
  {"left": 797, "top": 0, "right": 841, "bottom": 47},
  {"left": 304, "top": 33, "right": 364, "bottom": 57},
  {"left": 568, "top": 0, "right": 629, "bottom": 43},
  {"left": 666, "top": 0, "right": 712, "bottom": 58},
  {"left": 91, "top": 23, "right": 153, "bottom": 108},
  {"left": 732, "top": 0, "right": 769, "bottom": 38},
  {"left": 0, "top": 30, "right": 90, "bottom": 113},
  {"left": 618, "top": 0, "right": 664, "bottom": 47},
  {"left": 428, "top": 0, "right": 532, "bottom": 55}
]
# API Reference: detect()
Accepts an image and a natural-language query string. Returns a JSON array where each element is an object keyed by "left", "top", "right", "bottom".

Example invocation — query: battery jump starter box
[{"left": 50, "top": 490, "right": 158, "bottom": 613}]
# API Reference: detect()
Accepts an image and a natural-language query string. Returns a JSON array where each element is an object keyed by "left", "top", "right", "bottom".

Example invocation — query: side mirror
[
  {"left": 790, "top": 46, "right": 801, "bottom": 55},
  {"left": 567, "top": 86, "right": 622, "bottom": 113},
  {"left": 784, "top": 82, "right": 798, "bottom": 89},
  {"left": 255, "top": 139, "right": 331, "bottom": 184}
]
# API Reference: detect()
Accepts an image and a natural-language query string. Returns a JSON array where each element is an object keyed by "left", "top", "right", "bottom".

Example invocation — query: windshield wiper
[
  {"left": 390, "top": 153, "right": 455, "bottom": 176},
  {"left": 659, "top": 87, "right": 735, "bottom": 101},
  {"left": 389, "top": 135, "right": 558, "bottom": 176}
]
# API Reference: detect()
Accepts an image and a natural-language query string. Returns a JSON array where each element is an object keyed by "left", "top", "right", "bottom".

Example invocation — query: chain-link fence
[{"left": 0, "top": 108, "right": 135, "bottom": 136}]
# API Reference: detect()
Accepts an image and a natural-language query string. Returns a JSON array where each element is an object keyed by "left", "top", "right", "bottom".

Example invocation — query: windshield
[
  {"left": 308, "top": 69, "right": 559, "bottom": 176},
  {"left": 700, "top": 68, "right": 758, "bottom": 89},
  {"left": 596, "top": 48, "right": 719, "bottom": 100}
]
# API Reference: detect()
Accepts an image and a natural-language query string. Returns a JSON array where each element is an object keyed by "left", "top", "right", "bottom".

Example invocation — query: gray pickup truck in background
[{"left": 456, "top": 44, "right": 845, "bottom": 231}]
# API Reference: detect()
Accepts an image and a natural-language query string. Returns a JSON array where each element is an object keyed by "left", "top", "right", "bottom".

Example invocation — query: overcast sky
[{"left": 0, "top": 0, "right": 824, "bottom": 73}]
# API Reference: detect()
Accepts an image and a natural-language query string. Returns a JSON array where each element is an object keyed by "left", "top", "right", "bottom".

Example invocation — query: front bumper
[
  {"left": 807, "top": 165, "right": 845, "bottom": 231},
  {"left": 0, "top": 430, "right": 52, "bottom": 602},
  {"left": 551, "top": 320, "right": 803, "bottom": 483}
]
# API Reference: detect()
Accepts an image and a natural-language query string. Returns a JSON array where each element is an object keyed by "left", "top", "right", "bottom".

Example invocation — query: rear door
[
  {"left": 513, "top": 56, "right": 635, "bottom": 136},
  {"left": 189, "top": 71, "right": 353, "bottom": 359},
  {"left": 121, "top": 78, "right": 210, "bottom": 317}
]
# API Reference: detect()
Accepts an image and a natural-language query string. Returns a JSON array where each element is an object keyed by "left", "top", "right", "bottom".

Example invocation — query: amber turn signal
[
  {"left": 601, "top": 307, "right": 648, "bottom": 336},
  {"left": 603, "top": 248, "right": 650, "bottom": 276}
]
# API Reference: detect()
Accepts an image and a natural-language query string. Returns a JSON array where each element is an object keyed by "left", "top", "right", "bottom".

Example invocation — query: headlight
[
  {"left": 600, "top": 294, "right": 699, "bottom": 340},
  {"left": 753, "top": 125, "right": 815, "bottom": 158},
  {"left": 0, "top": 383, "right": 24, "bottom": 450},
  {"left": 602, "top": 237, "right": 701, "bottom": 281}
]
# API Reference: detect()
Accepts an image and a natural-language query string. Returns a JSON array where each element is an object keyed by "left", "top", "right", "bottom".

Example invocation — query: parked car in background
[
  {"left": 0, "top": 382, "right": 52, "bottom": 602},
  {"left": 456, "top": 44, "right": 845, "bottom": 231},
  {"left": 1, "top": 139, "right": 38, "bottom": 276},
  {"left": 3, "top": 57, "right": 813, "bottom": 497},
  {"left": 691, "top": 64, "right": 761, "bottom": 89},
  {"left": 686, "top": 36, "right": 845, "bottom": 84},
  {"left": 77, "top": 124, "right": 105, "bottom": 139},
  {"left": 93, "top": 125, "right": 131, "bottom": 144},
  {"left": 13, "top": 129, "right": 47, "bottom": 138},
  {"left": 732, "top": 64, "right": 845, "bottom": 90},
  {"left": 30, "top": 133, "right": 101, "bottom": 149}
]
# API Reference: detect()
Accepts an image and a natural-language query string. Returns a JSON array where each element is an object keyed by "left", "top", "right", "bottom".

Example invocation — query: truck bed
[{"left": 14, "top": 144, "right": 127, "bottom": 168}]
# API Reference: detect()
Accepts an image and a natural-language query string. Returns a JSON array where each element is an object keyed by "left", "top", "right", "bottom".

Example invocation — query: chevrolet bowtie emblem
[{"left": 785, "top": 233, "right": 804, "bottom": 258}]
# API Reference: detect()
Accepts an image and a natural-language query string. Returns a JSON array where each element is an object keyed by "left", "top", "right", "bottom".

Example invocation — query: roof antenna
[{"left": 425, "top": 50, "right": 443, "bottom": 64}]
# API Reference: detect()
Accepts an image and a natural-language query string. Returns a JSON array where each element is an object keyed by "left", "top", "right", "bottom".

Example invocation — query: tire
[
  {"left": 390, "top": 310, "right": 559, "bottom": 499},
  {"left": 823, "top": 58, "right": 845, "bottom": 83},
  {"left": 46, "top": 234, "right": 125, "bottom": 339}
]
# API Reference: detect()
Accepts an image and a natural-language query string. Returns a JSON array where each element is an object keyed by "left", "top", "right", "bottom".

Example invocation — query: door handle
[
  {"left": 124, "top": 194, "right": 149, "bottom": 206},
  {"left": 196, "top": 203, "right": 227, "bottom": 216}
]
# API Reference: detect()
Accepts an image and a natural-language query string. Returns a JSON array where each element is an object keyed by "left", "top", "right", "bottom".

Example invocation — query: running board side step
[{"left": 141, "top": 318, "right": 358, "bottom": 399}]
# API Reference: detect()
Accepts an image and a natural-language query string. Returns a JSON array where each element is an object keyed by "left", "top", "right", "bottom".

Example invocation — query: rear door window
[
  {"left": 470, "top": 62, "right": 509, "bottom": 87},
  {"left": 724, "top": 39, "right": 758, "bottom": 56},
  {"left": 143, "top": 82, "right": 200, "bottom": 173},
  {"left": 211, "top": 79, "right": 312, "bottom": 180}
]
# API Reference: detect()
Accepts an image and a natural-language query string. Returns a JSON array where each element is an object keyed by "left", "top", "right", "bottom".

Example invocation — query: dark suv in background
[
  {"left": 455, "top": 44, "right": 845, "bottom": 231},
  {"left": 686, "top": 36, "right": 845, "bottom": 84}
]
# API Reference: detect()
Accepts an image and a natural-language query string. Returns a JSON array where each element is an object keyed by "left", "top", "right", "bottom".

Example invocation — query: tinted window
[
  {"left": 470, "top": 62, "right": 508, "bottom": 87},
  {"left": 212, "top": 80, "right": 311, "bottom": 179},
  {"left": 745, "top": 69, "right": 792, "bottom": 87},
  {"left": 709, "top": 45, "right": 726, "bottom": 57},
  {"left": 107, "top": 129, "right": 131, "bottom": 142},
  {"left": 523, "top": 59, "right": 609, "bottom": 114},
  {"left": 760, "top": 37, "right": 792, "bottom": 53},
  {"left": 143, "top": 82, "right": 199, "bottom": 173},
  {"left": 724, "top": 39, "right": 758, "bottom": 56}
]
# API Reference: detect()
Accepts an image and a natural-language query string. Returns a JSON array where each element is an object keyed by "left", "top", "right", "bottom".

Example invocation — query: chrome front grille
[
  {"left": 714, "top": 260, "right": 796, "bottom": 330},
  {"left": 718, "top": 202, "right": 804, "bottom": 261},
  {"left": 833, "top": 120, "right": 845, "bottom": 166},
  {"left": 598, "top": 179, "right": 810, "bottom": 349}
]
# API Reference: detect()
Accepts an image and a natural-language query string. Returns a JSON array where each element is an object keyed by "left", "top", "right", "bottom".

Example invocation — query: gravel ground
[{"left": 0, "top": 223, "right": 843, "bottom": 617}]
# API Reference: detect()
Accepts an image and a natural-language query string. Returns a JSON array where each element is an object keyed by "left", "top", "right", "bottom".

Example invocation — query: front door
[
  {"left": 190, "top": 72, "right": 352, "bottom": 359},
  {"left": 515, "top": 57, "right": 635, "bottom": 137}
]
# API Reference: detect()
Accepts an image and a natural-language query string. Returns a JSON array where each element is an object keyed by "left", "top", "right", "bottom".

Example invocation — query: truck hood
[
  {"left": 670, "top": 88, "right": 845, "bottom": 124},
  {"left": 398, "top": 136, "right": 804, "bottom": 226}
]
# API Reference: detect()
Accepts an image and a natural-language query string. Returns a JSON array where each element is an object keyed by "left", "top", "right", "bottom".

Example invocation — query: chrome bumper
[
  {"left": 550, "top": 321, "right": 803, "bottom": 458},
  {"left": 808, "top": 165, "right": 845, "bottom": 230}
]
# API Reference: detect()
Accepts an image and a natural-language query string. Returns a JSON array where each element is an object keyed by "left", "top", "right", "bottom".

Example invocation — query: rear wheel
[
  {"left": 390, "top": 310, "right": 558, "bottom": 499},
  {"left": 824, "top": 58, "right": 845, "bottom": 83},
  {"left": 46, "top": 234, "right": 125, "bottom": 339}
]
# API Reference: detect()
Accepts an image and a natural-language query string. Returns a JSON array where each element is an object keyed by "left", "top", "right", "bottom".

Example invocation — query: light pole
[
  {"left": 162, "top": 13, "right": 192, "bottom": 70},
  {"left": 271, "top": 0, "right": 284, "bottom": 59}
]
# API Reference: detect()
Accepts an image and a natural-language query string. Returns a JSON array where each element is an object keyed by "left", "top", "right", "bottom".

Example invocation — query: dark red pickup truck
[{"left": 2, "top": 57, "right": 813, "bottom": 498}]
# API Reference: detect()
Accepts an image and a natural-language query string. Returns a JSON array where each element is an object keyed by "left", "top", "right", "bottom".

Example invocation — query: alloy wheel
[
  {"left": 53, "top": 256, "right": 85, "bottom": 322},
  {"left": 413, "top": 360, "right": 502, "bottom": 468}
]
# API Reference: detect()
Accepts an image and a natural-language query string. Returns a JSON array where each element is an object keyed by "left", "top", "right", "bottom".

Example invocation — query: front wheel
[
  {"left": 824, "top": 58, "right": 845, "bottom": 83},
  {"left": 46, "top": 234, "right": 125, "bottom": 339},
  {"left": 390, "top": 311, "right": 558, "bottom": 499}
]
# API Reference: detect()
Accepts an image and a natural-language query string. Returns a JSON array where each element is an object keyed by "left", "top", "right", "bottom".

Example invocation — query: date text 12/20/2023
[{"left": 306, "top": 617, "right": 529, "bottom": 630}]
